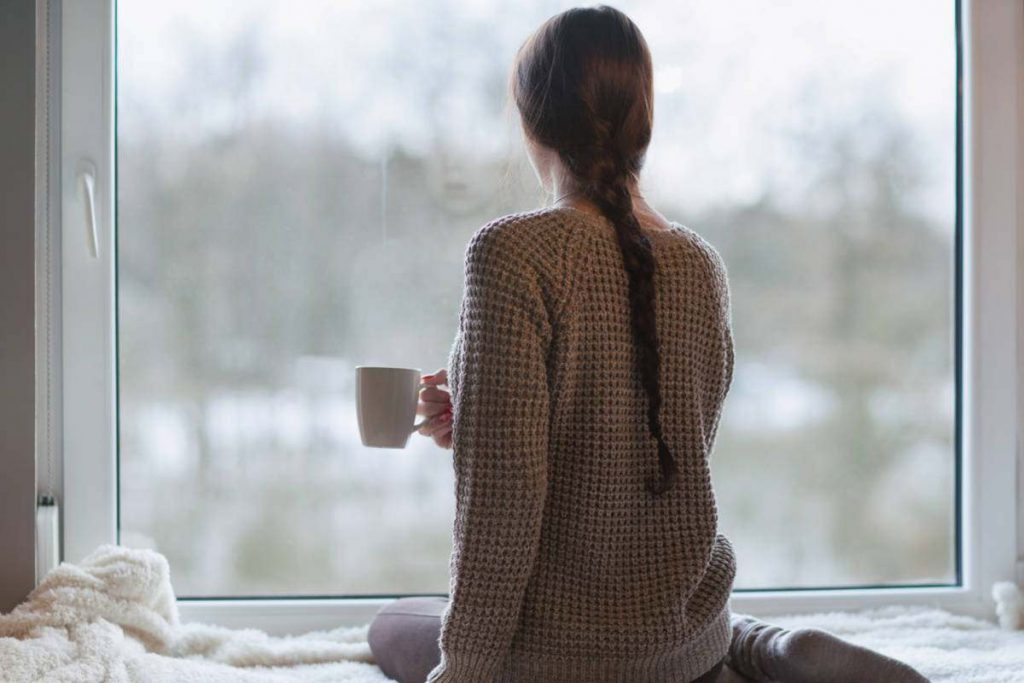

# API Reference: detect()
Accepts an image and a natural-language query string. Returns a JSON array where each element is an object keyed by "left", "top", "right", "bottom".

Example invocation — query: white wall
[{"left": 0, "top": 0, "right": 38, "bottom": 613}]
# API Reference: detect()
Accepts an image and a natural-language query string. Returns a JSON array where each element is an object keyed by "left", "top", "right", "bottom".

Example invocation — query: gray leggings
[{"left": 367, "top": 597, "right": 726, "bottom": 683}]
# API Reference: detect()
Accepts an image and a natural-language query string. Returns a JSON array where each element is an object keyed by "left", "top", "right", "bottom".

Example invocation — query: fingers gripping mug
[{"left": 356, "top": 366, "right": 429, "bottom": 448}]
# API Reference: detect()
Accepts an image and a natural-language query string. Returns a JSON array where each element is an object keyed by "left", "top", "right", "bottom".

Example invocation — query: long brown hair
[{"left": 513, "top": 6, "right": 676, "bottom": 495}]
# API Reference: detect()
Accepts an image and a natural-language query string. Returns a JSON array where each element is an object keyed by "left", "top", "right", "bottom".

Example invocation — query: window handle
[{"left": 78, "top": 166, "right": 99, "bottom": 259}]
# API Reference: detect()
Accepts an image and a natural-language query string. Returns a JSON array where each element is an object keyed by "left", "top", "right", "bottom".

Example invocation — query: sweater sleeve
[
  {"left": 427, "top": 220, "right": 553, "bottom": 682},
  {"left": 708, "top": 248, "right": 735, "bottom": 452}
]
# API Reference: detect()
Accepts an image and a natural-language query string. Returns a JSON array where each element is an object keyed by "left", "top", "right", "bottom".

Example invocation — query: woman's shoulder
[
  {"left": 468, "top": 208, "right": 574, "bottom": 250},
  {"left": 464, "top": 208, "right": 579, "bottom": 277},
  {"left": 664, "top": 222, "right": 729, "bottom": 280}
]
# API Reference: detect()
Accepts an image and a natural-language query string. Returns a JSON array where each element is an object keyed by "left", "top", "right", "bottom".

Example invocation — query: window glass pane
[{"left": 117, "top": 0, "right": 956, "bottom": 596}]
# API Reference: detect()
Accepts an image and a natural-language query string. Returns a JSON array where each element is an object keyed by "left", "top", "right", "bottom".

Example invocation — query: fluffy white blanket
[
  {"left": 0, "top": 546, "right": 388, "bottom": 682},
  {"left": 1, "top": 545, "right": 1021, "bottom": 682},
  {"left": 767, "top": 607, "right": 1024, "bottom": 683}
]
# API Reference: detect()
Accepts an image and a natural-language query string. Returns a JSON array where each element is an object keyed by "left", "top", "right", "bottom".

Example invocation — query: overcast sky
[{"left": 119, "top": 0, "right": 955, "bottom": 222}]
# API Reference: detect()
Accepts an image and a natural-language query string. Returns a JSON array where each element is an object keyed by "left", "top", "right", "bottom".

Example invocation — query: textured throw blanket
[
  {"left": 1, "top": 545, "right": 1022, "bottom": 682},
  {"left": 0, "top": 546, "right": 388, "bottom": 682}
]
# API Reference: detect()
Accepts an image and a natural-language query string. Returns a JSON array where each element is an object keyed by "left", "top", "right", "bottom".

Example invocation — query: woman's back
[{"left": 439, "top": 207, "right": 736, "bottom": 681}]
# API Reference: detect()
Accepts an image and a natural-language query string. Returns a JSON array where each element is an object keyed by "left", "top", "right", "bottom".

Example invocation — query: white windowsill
[{"left": 176, "top": 585, "right": 991, "bottom": 637}]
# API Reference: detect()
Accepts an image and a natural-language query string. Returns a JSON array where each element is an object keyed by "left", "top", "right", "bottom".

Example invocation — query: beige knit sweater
[{"left": 428, "top": 207, "right": 736, "bottom": 682}]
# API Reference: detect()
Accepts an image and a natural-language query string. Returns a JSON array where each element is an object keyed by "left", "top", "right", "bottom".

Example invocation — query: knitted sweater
[{"left": 428, "top": 207, "right": 736, "bottom": 682}]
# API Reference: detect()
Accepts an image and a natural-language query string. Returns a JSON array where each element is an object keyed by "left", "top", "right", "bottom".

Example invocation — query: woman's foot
[{"left": 727, "top": 615, "right": 928, "bottom": 683}]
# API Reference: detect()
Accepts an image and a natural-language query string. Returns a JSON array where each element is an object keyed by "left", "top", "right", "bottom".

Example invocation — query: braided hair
[{"left": 512, "top": 6, "right": 677, "bottom": 495}]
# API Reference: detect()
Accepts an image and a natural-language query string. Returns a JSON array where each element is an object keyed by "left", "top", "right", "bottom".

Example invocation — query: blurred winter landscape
[{"left": 116, "top": 0, "right": 956, "bottom": 596}]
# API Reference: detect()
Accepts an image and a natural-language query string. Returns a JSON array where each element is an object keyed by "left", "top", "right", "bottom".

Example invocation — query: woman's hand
[{"left": 417, "top": 368, "right": 453, "bottom": 449}]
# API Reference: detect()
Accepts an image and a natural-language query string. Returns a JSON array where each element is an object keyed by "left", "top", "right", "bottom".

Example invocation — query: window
[{"left": 59, "top": 0, "right": 1020, "bottom": 623}]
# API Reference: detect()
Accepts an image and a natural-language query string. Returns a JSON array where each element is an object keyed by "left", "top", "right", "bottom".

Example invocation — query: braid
[
  {"left": 564, "top": 144, "right": 678, "bottom": 496},
  {"left": 512, "top": 5, "right": 674, "bottom": 494}
]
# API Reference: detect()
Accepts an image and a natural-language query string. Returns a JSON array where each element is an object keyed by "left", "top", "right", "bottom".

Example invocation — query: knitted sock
[{"left": 727, "top": 615, "right": 928, "bottom": 683}]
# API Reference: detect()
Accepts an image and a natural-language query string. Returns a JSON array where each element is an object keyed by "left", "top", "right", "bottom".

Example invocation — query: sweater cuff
[{"left": 426, "top": 651, "right": 504, "bottom": 682}]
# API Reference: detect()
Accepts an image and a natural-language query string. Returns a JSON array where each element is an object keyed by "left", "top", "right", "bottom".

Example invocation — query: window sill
[{"left": 177, "top": 585, "right": 992, "bottom": 636}]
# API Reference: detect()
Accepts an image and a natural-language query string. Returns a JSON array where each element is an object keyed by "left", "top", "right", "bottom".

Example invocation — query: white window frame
[{"left": 50, "top": 0, "right": 1020, "bottom": 633}]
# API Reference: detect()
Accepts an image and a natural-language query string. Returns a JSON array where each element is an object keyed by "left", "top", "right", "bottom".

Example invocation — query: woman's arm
[{"left": 427, "top": 219, "right": 552, "bottom": 682}]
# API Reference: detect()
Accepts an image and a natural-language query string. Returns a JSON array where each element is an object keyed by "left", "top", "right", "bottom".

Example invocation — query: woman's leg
[
  {"left": 368, "top": 597, "right": 447, "bottom": 683},
  {"left": 726, "top": 615, "right": 928, "bottom": 683}
]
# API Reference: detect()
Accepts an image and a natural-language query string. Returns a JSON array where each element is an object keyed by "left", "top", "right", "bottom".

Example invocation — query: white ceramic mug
[{"left": 355, "top": 366, "right": 428, "bottom": 449}]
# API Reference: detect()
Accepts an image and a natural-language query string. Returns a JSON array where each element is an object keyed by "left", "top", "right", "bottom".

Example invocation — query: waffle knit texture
[{"left": 427, "top": 207, "right": 736, "bottom": 682}]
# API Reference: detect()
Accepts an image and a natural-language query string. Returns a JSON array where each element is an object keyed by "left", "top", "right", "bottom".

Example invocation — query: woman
[{"left": 369, "top": 7, "right": 928, "bottom": 682}]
